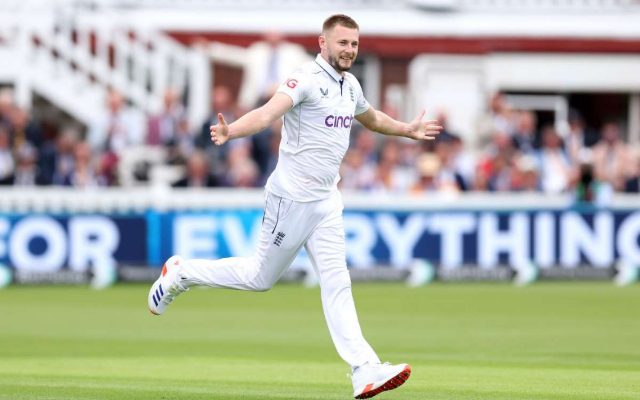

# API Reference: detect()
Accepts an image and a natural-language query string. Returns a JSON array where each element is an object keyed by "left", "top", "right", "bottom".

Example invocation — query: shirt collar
[{"left": 315, "top": 54, "right": 344, "bottom": 83}]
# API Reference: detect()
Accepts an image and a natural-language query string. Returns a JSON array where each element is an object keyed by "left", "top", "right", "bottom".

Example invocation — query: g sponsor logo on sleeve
[{"left": 286, "top": 79, "right": 298, "bottom": 89}]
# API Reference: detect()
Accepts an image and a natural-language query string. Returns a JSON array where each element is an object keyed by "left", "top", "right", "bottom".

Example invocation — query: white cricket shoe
[
  {"left": 148, "top": 255, "right": 189, "bottom": 315},
  {"left": 351, "top": 362, "right": 411, "bottom": 399}
]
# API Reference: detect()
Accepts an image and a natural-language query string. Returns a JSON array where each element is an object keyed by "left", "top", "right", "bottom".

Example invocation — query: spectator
[
  {"left": 434, "top": 110, "right": 458, "bottom": 143},
  {"left": 536, "top": 125, "right": 576, "bottom": 194},
  {"left": 340, "top": 148, "right": 376, "bottom": 191},
  {"left": 197, "top": 86, "right": 237, "bottom": 178},
  {"left": 512, "top": 154, "right": 540, "bottom": 192},
  {"left": 449, "top": 135, "right": 475, "bottom": 190},
  {"left": 223, "top": 140, "right": 260, "bottom": 188},
  {"left": 565, "top": 109, "right": 599, "bottom": 167},
  {"left": 10, "top": 106, "right": 43, "bottom": 151},
  {"left": 88, "top": 89, "right": 145, "bottom": 185},
  {"left": 0, "top": 89, "right": 13, "bottom": 127},
  {"left": 512, "top": 110, "right": 538, "bottom": 155},
  {"left": 592, "top": 122, "right": 633, "bottom": 191},
  {"left": 147, "top": 87, "right": 187, "bottom": 146},
  {"left": 476, "top": 130, "right": 520, "bottom": 191},
  {"left": 238, "top": 30, "right": 311, "bottom": 110},
  {"left": 433, "top": 136, "right": 466, "bottom": 192},
  {"left": 410, "top": 153, "right": 441, "bottom": 194},
  {"left": 12, "top": 143, "right": 43, "bottom": 186},
  {"left": 88, "top": 88, "right": 145, "bottom": 154},
  {"left": 352, "top": 129, "right": 378, "bottom": 164},
  {"left": 198, "top": 86, "right": 236, "bottom": 148},
  {"left": 0, "top": 123, "right": 15, "bottom": 185},
  {"left": 488, "top": 152, "right": 516, "bottom": 192},
  {"left": 167, "top": 118, "right": 196, "bottom": 165},
  {"left": 67, "top": 141, "right": 100, "bottom": 188},
  {"left": 173, "top": 150, "right": 219, "bottom": 188},
  {"left": 262, "top": 120, "right": 282, "bottom": 183},
  {"left": 252, "top": 118, "right": 281, "bottom": 184},
  {"left": 477, "top": 92, "right": 516, "bottom": 148},
  {"left": 227, "top": 158, "right": 260, "bottom": 188},
  {"left": 370, "top": 139, "right": 415, "bottom": 193},
  {"left": 40, "top": 127, "right": 79, "bottom": 186}
]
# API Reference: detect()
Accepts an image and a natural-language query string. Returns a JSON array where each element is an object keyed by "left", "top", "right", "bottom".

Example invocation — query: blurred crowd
[{"left": 0, "top": 86, "right": 639, "bottom": 200}]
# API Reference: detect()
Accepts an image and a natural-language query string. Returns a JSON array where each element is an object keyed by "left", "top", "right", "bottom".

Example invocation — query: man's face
[{"left": 320, "top": 24, "right": 359, "bottom": 72}]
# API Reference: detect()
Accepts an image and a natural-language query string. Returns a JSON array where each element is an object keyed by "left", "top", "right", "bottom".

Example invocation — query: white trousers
[{"left": 182, "top": 191, "right": 380, "bottom": 368}]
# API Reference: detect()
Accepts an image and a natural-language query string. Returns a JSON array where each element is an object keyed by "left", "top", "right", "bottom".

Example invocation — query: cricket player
[{"left": 148, "top": 14, "right": 442, "bottom": 399}]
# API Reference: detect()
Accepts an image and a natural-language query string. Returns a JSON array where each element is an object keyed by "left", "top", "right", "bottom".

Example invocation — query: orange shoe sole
[{"left": 355, "top": 364, "right": 412, "bottom": 399}]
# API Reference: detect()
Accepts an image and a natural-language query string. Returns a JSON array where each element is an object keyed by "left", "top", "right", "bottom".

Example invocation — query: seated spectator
[
  {"left": 10, "top": 106, "right": 43, "bottom": 151},
  {"left": 227, "top": 158, "right": 260, "bottom": 188},
  {"left": 261, "top": 120, "right": 282, "bottom": 184},
  {"left": 197, "top": 86, "right": 236, "bottom": 149},
  {"left": 488, "top": 152, "right": 516, "bottom": 192},
  {"left": 197, "top": 86, "right": 237, "bottom": 178},
  {"left": 353, "top": 129, "right": 378, "bottom": 164},
  {"left": 410, "top": 153, "right": 441, "bottom": 194},
  {"left": 0, "top": 123, "right": 14, "bottom": 185},
  {"left": 511, "top": 154, "right": 540, "bottom": 192},
  {"left": 173, "top": 150, "right": 219, "bottom": 188},
  {"left": 40, "top": 127, "right": 80, "bottom": 186},
  {"left": 13, "top": 143, "right": 44, "bottom": 186},
  {"left": 370, "top": 139, "right": 415, "bottom": 193},
  {"left": 0, "top": 89, "right": 13, "bottom": 127},
  {"left": 166, "top": 118, "right": 196, "bottom": 165},
  {"left": 340, "top": 148, "right": 376, "bottom": 191},
  {"left": 251, "top": 117, "right": 280, "bottom": 183},
  {"left": 475, "top": 130, "right": 519, "bottom": 191},
  {"left": 223, "top": 140, "right": 260, "bottom": 188},
  {"left": 67, "top": 141, "right": 100, "bottom": 188},
  {"left": 449, "top": 134, "right": 475, "bottom": 190},
  {"left": 147, "top": 87, "right": 187, "bottom": 146},
  {"left": 433, "top": 135, "right": 466, "bottom": 192},
  {"left": 434, "top": 110, "right": 458, "bottom": 144}
]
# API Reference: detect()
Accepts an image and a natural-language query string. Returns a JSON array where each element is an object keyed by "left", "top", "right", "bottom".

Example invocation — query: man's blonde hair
[{"left": 322, "top": 14, "right": 359, "bottom": 34}]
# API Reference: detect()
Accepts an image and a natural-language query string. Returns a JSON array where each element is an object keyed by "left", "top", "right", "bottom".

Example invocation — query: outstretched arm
[
  {"left": 355, "top": 107, "right": 442, "bottom": 141},
  {"left": 210, "top": 93, "right": 292, "bottom": 146}
]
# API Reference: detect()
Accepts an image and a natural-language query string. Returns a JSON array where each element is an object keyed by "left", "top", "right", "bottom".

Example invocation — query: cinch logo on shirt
[{"left": 324, "top": 114, "right": 353, "bottom": 128}]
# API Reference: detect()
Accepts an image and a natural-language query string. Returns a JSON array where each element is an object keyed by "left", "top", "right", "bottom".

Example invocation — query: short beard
[{"left": 328, "top": 55, "right": 352, "bottom": 72}]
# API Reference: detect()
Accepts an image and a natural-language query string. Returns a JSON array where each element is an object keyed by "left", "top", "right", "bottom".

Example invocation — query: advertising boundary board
[{"left": 1, "top": 204, "right": 638, "bottom": 284}]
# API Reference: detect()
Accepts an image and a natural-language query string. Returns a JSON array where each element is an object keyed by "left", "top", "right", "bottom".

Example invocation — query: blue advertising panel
[
  {"left": 0, "top": 214, "right": 147, "bottom": 271},
  {"left": 1, "top": 208, "right": 639, "bottom": 272}
]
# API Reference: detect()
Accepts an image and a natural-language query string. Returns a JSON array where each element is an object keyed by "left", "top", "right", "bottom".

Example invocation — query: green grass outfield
[{"left": 0, "top": 282, "right": 639, "bottom": 399}]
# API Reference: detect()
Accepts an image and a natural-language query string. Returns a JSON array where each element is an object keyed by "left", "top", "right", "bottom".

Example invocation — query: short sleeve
[{"left": 276, "top": 70, "right": 310, "bottom": 107}]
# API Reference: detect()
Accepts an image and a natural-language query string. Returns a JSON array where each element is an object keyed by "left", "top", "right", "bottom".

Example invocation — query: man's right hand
[{"left": 210, "top": 113, "right": 229, "bottom": 146}]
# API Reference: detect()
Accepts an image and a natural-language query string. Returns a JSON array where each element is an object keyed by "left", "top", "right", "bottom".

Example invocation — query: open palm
[
  {"left": 210, "top": 113, "right": 230, "bottom": 146},
  {"left": 406, "top": 110, "right": 442, "bottom": 141}
]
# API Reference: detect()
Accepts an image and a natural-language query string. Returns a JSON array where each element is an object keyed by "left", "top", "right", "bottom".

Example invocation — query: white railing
[
  {"left": 0, "top": 187, "right": 638, "bottom": 213},
  {"left": 0, "top": 7, "right": 209, "bottom": 129}
]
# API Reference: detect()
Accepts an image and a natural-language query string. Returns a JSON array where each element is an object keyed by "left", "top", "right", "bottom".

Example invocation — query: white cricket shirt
[{"left": 265, "top": 54, "right": 370, "bottom": 202}]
